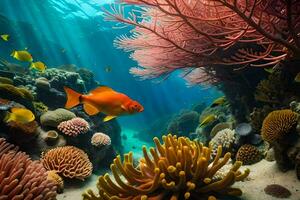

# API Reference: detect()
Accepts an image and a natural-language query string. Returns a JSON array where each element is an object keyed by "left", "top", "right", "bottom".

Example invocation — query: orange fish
[{"left": 64, "top": 86, "right": 144, "bottom": 122}]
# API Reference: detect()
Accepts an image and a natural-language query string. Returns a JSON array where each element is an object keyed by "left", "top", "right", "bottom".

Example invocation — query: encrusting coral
[
  {"left": 57, "top": 117, "right": 90, "bottom": 137},
  {"left": 261, "top": 109, "right": 298, "bottom": 143},
  {"left": 41, "top": 146, "right": 93, "bottom": 180},
  {"left": 236, "top": 144, "right": 261, "bottom": 165},
  {"left": 83, "top": 134, "right": 249, "bottom": 200},
  {"left": 0, "top": 138, "right": 57, "bottom": 199}
]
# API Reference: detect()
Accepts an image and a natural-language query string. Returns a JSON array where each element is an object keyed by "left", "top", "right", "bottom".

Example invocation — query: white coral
[{"left": 210, "top": 128, "right": 236, "bottom": 157}]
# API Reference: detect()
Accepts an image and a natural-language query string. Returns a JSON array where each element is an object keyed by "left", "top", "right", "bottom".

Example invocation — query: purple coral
[{"left": 57, "top": 117, "right": 90, "bottom": 137}]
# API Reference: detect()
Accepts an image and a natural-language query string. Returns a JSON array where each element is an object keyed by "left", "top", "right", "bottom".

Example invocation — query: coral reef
[
  {"left": 41, "top": 146, "right": 93, "bottom": 180},
  {"left": 44, "top": 130, "right": 59, "bottom": 145},
  {"left": 40, "top": 108, "right": 76, "bottom": 127},
  {"left": 250, "top": 105, "right": 274, "bottom": 134},
  {"left": 91, "top": 132, "right": 111, "bottom": 147},
  {"left": 83, "top": 134, "right": 249, "bottom": 200},
  {"left": 57, "top": 117, "right": 90, "bottom": 137},
  {"left": 264, "top": 184, "right": 291, "bottom": 198},
  {"left": 261, "top": 109, "right": 298, "bottom": 143},
  {"left": 0, "top": 138, "right": 57, "bottom": 199},
  {"left": 210, "top": 128, "right": 236, "bottom": 158},
  {"left": 236, "top": 144, "right": 261, "bottom": 165},
  {"left": 167, "top": 110, "right": 199, "bottom": 137}
]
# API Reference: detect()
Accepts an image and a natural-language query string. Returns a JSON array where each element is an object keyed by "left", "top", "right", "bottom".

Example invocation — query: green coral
[
  {"left": 17, "top": 87, "right": 34, "bottom": 101},
  {"left": 33, "top": 101, "right": 48, "bottom": 114},
  {"left": 0, "top": 76, "right": 13, "bottom": 85},
  {"left": 40, "top": 108, "right": 76, "bottom": 127}
]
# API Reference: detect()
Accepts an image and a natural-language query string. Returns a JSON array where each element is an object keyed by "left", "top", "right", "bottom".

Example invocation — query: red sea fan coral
[
  {"left": 57, "top": 117, "right": 90, "bottom": 137},
  {"left": 0, "top": 138, "right": 57, "bottom": 200},
  {"left": 105, "top": 0, "right": 300, "bottom": 84}
]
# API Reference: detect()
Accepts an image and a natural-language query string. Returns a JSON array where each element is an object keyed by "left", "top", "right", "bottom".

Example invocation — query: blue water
[{"left": 0, "top": 0, "right": 221, "bottom": 130}]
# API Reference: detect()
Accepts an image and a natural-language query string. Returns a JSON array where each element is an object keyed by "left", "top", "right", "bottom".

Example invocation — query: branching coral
[
  {"left": 57, "top": 117, "right": 90, "bottom": 137},
  {"left": 0, "top": 138, "right": 57, "bottom": 199},
  {"left": 210, "top": 128, "right": 236, "bottom": 157},
  {"left": 41, "top": 146, "right": 93, "bottom": 180},
  {"left": 83, "top": 134, "right": 249, "bottom": 200},
  {"left": 105, "top": 0, "right": 300, "bottom": 84},
  {"left": 261, "top": 109, "right": 298, "bottom": 143}
]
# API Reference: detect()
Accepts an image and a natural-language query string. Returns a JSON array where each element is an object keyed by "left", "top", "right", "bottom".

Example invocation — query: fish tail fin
[
  {"left": 64, "top": 86, "right": 82, "bottom": 109},
  {"left": 10, "top": 50, "right": 15, "bottom": 57},
  {"left": 3, "top": 112, "right": 13, "bottom": 123}
]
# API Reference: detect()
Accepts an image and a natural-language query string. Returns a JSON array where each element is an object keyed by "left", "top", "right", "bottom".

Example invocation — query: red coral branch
[{"left": 104, "top": 0, "right": 300, "bottom": 84}]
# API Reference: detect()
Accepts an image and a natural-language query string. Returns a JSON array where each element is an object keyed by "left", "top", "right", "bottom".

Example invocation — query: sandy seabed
[{"left": 57, "top": 159, "right": 299, "bottom": 200}]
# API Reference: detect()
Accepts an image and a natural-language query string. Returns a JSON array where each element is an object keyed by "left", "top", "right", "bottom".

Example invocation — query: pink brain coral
[
  {"left": 0, "top": 138, "right": 57, "bottom": 200},
  {"left": 91, "top": 132, "right": 111, "bottom": 147},
  {"left": 57, "top": 117, "right": 90, "bottom": 137}
]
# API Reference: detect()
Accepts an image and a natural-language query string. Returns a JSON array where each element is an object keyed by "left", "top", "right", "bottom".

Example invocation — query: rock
[{"left": 40, "top": 108, "right": 76, "bottom": 127}]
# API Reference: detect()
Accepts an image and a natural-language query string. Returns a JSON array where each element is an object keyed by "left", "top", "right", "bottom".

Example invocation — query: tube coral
[
  {"left": 0, "top": 138, "right": 57, "bottom": 199},
  {"left": 83, "top": 134, "right": 249, "bottom": 200}
]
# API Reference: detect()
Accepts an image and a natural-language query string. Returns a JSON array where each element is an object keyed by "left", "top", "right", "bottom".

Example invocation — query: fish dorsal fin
[
  {"left": 90, "top": 86, "right": 114, "bottom": 95},
  {"left": 83, "top": 103, "right": 100, "bottom": 116},
  {"left": 103, "top": 115, "right": 117, "bottom": 122}
]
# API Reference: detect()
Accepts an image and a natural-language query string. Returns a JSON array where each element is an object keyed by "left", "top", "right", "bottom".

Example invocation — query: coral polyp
[{"left": 83, "top": 134, "right": 249, "bottom": 200}]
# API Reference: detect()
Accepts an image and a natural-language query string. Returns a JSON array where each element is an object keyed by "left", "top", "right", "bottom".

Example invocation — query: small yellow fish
[
  {"left": 11, "top": 50, "right": 33, "bottom": 62},
  {"left": 1, "top": 34, "right": 9, "bottom": 41},
  {"left": 210, "top": 96, "right": 226, "bottom": 107},
  {"left": 5, "top": 107, "right": 35, "bottom": 124},
  {"left": 264, "top": 67, "right": 274, "bottom": 74},
  {"left": 30, "top": 61, "right": 47, "bottom": 72},
  {"left": 294, "top": 72, "right": 300, "bottom": 82},
  {"left": 199, "top": 114, "right": 217, "bottom": 127}
]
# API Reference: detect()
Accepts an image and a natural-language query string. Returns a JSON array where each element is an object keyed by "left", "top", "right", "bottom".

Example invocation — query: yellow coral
[
  {"left": 41, "top": 146, "right": 93, "bottom": 180},
  {"left": 261, "top": 109, "right": 298, "bottom": 143},
  {"left": 83, "top": 134, "right": 250, "bottom": 200},
  {"left": 47, "top": 170, "right": 64, "bottom": 193},
  {"left": 17, "top": 87, "right": 34, "bottom": 101},
  {"left": 236, "top": 144, "right": 261, "bottom": 165}
]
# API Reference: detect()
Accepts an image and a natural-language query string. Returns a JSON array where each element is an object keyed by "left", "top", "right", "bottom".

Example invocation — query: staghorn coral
[
  {"left": 57, "top": 117, "right": 90, "bottom": 137},
  {"left": 41, "top": 146, "right": 93, "bottom": 180},
  {"left": 210, "top": 128, "right": 236, "bottom": 158},
  {"left": 236, "top": 144, "right": 261, "bottom": 165},
  {"left": 0, "top": 138, "right": 57, "bottom": 199},
  {"left": 91, "top": 132, "right": 111, "bottom": 147},
  {"left": 83, "top": 134, "right": 249, "bottom": 200},
  {"left": 261, "top": 109, "right": 298, "bottom": 143}
]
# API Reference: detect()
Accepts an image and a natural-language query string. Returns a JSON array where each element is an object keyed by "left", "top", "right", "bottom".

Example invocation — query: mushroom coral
[
  {"left": 0, "top": 138, "right": 57, "bottom": 199},
  {"left": 83, "top": 134, "right": 250, "bottom": 200}
]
